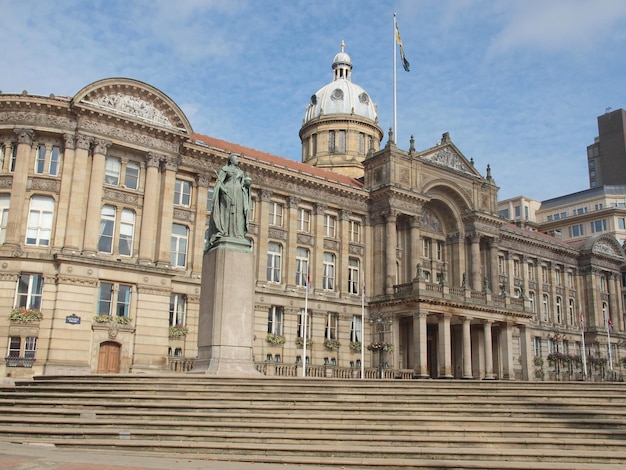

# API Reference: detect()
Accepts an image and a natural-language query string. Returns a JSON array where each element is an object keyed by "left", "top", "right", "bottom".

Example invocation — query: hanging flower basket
[
  {"left": 265, "top": 333, "right": 286, "bottom": 345},
  {"left": 324, "top": 339, "right": 341, "bottom": 350},
  {"left": 295, "top": 337, "right": 313, "bottom": 347},
  {"left": 93, "top": 314, "right": 132, "bottom": 325},
  {"left": 368, "top": 342, "right": 394, "bottom": 352},
  {"left": 169, "top": 326, "right": 189, "bottom": 339},
  {"left": 349, "top": 341, "right": 362, "bottom": 352},
  {"left": 10, "top": 308, "right": 43, "bottom": 322}
]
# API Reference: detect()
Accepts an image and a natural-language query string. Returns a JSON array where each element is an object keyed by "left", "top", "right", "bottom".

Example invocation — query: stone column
[
  {"left": 190, "top": 173, "right": 209, "bottom": 276},
  {"left": 255, "top": 190, "right": 272, "bottom": 283},
  {"left": 483, "top": 320, "right": 495, "bottom": 379},
  {"left": 437, "top": 313, "right": 453, "bottom": 378},
  {"left": 410, "top": 215, "right": 421, "bottom": 279},
  {"left": 155, "top": 156, "right": 178, "bottom": 266},
  {"left": 52, "top": 134, "right": 76, "bottom": 252},
  {"left": 312, "top": 202, "right": 327, "bottom": 292},
  {"left": 413, "top": 311, "right": 428, "bottom": 378},
  {"left": 138, "top": 153, "right": 162, "bottom": 264},
  {"left": 82, "top": 139, "right": 110, "bottom": 254},
  {"left": 4, "top": 129, "right": 34, "bottom": 247},
  {"left": 469, "top": 234, "right": 481, "bottom": 291},
  {"left": 462, "top": 316, "right": 473, "bottom": 379},
  {"left": 339, "top": 209, "right": 351, "bottom": 293},
  {"left": 63, "top": 134, "right": 92, "bottom": 253},
  {"left": 500, "top": 321, "right": 514, "bottom": 380},
  {"left": 385, "top": 211, "right": 398, "bottom": 294},
  {"left": 488, "top": 238, "right": 499, "bottom": 295},
  {"left": 608, "top": 273, "right": 621, "bottom": 332},
  {"left": 518, "top": 324, "right": 533, "bottom": 381}
]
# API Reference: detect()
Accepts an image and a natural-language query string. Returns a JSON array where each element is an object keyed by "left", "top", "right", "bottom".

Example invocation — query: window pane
[
  {"left": 49, "top": 146, "right": 60, "bottom": 176},
  {"left": 116, "top": 285, "right": 131, "bottom": 317},
  {"left": 105, "top": 158, "right": 121, "bottom": 185},
  {"left": 98, "top": 282, "right": 113, "bottom": 315},
  {"left": 119, "top": 209, "right": 134, "bottom": 256},
  {"left": 124, "top": 162, "right": 140, "bottom": 189}
]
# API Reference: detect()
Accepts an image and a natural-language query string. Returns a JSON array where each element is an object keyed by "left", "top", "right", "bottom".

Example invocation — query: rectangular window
[
  {"left": 312, "top": 134, "right": 317, "bottom": 156},
  {"left": 297, "top": 309, "right": 312, "bottom": 338},
  {"left": 124, "top": 161, "right": 140, "bottom": 189},
  {"left": 556, "top": 297, "right": 562, "bottom": 323},
  {"left": 619, "top": 218, "right": 626, "bottom": 230},
  {"left": 542, "top": 294, "right": 549, "bottom": 322},
  {"left": 541, "top": 266, "right": 549, "bottom": 284},
  {"left": 436, "top": 241, "right": 444, "bottom": 261},
  {"left": 555, "top": 268, "right": 562, "bottom": 286},
  {"left": 207, "top": 188, "right": 214, "bottom": 212},
  {"left": 513, "top": 259, "right": 521, "bottom": 278},
  {"left": 568, "top": 271, "right": 574, "bottom": 289},
  {"left": 15, "top": 274, "right": 44, "bottom": 310},
  {"left": 267, "top": 306, "right": 283, "bottom": 335},
  {"left": 295, "top": 247, "right": 309, "bottom": 287},
  {"left": 170, "top": 224, "right": 188, "bottom": 268},
  {"left": 269, "top": 202, "right": 283, "bottom": 227},
  {"left": 323, "top": 252, "right": 335, "bottom": 290},
  {"left": 514, "top": 205, "right": 521, "bottom": 219},
  {"left": 24, "top": 337, "right": 37, "bottom": 359},
  {"left": 0, "top": 194, "right": 9, "bottom": 244},
  {"left": 358, "top": 133, "right": 365, "bottom": 155},
  {"left": 98, "top": 282, "right": 114, "bottom": 315},
  {"left": 348, "top": 258, "right": 360, "bottom": 294},
  {"left": 297, "top": 208, "right": 311, "bottom": 232},
  {"left": 349, "top": 220, "right": 361, "bottom": 243},
  {"left": 568, "top": 299, "right": 575, "bottom": 325},
  {"left": 98, "top": 205, "right": 116, "bottom": 253},
  {"left": 350, "top": 315, "right": 362, "bottom": 342},
  {"left": 338, "top": 130, "right": 346, "bottom": 153},
  {"left": 26, "top": 196, "right": 54, "bottom": 246},
  {"left": 105, "top": 157, "right": 121, "bottom": 185},
  {"left": 328, "top": 130, "right": 336, "bottom": 154},
  {"left": 423, "top": 238, "right": 430, "bottom": 258},
  {"left": 49, "top": 146, "right": 60, "bottom": 176},
  {"left": 325, "top": 313, "right": 338, "bottom": 340},
  {"left": 119, "top": 209, "right": 135, "bottom": 256},
  {"left": 174, "top": 179, "right": 192, "bottom": 206},
  {"left": 498, "top": 256, "right": 506, "bottom": 274},
  {"left": 9, "top": 146, "right": 17, "bottom": 172},
  {"left": 324, "top": 215, "right": 336, "bottom": 238},
  {"left": 116, "top": 284, "right": 132, "bottom": 318},
  {"left": 8, "top": 337, "right": 20, "bottom": 357},
  {"left": 266, "top": 242, "right": 282, "bottom": 283},
  {"left": 534, "top": 337, "right": 542, "bottom": 357},
  {"left": 528, "top": 263, "right": 535, "bottom": 280},
  {"left": 169, "top": 293, "right": 186, "bottom": 327},
  {"left": 35, "top": 145, "right": 46, "bottom": 174},
  {"left": 529, "top": 291, "right": 535, "bottom": 313}
]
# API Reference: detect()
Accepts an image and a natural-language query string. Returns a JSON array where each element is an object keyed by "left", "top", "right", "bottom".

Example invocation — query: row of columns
[
  {"left": 412, "top": 312, "right": 522, "bottom": 380},
  {"left": 3, "top": 129, "right": 210, "bottom": 276}
]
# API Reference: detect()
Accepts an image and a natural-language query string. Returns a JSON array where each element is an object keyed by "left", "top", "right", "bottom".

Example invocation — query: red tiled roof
[
  {"left": 190, "top": 133, "right": 363, "bottom": 189},
  {"left": 501, "top": 223, "right": 575, "bottom": 250}
]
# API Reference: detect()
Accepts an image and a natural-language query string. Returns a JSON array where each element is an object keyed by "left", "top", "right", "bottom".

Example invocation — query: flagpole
[
  {"left": 302, "top": 278, "right": 308, "bottom": 378},
  {"left": 393, "top": 13, "right": 398, "bottom": 142},
  {"left": 360, "top": 281, "right": 365, "bottom": 379},
  {"left": 580, "top": 309, "right": 587, "bottom": 378},
  {"left": 606, "top": 318, "right": 613, "bottom": 370}
]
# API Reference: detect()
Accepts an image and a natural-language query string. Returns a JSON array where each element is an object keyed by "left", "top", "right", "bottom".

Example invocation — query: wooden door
[{"left": 97, "top": 342, "right": 120, "bottom": 373}]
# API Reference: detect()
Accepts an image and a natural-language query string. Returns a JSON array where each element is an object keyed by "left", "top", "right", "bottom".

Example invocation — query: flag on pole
[
  {"left": 608, "top": 318, "right": 613, "bottom": 331},
  {"left": 579, "top": 310, "right": 584, "bottom": 328},
  {"left": 395, "top": 19, "right": 410, "bottom": 72},
  {"left": 307, "top": 269, "right": 311, "bottom": 291},
  {"left": 362, "top": 281, "right": 366, "bottom": 302}
]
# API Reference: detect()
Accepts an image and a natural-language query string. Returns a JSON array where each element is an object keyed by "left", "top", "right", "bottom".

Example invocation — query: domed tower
[{"left": 299, "top": 42, "right": 384, "bottom": 178}]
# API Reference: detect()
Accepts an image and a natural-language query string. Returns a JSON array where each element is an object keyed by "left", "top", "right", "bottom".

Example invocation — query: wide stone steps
[{"left": 1, "top": 376, "right": 626, "bottom": 468}]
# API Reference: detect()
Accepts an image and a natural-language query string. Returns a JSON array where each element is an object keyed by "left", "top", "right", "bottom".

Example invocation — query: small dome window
[
  {"left": 359, "top": 92, "right": 370, "bottom": 105},
  {"left": 331, "top": 89, "right": 344, "bottom": 101}
]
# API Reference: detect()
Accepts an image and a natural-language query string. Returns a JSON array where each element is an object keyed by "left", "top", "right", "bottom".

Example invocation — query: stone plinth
[{"left": 192, "top": 238, "right": 260, "bottom": 376}]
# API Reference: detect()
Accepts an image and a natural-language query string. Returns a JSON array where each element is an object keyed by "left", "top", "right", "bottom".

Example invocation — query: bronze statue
[{"left": 206, "top": 153, "right": 251, "bottom": 249}]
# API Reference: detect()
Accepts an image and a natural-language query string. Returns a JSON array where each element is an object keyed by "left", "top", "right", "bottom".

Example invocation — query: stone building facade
[{"left": 1, "top": 48, "right": 624, "bottom": 380}]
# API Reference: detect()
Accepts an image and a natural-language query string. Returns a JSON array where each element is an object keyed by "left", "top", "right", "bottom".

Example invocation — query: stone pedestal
[{"left": 192, "top": 238, "right": 260, "bottom": 376}]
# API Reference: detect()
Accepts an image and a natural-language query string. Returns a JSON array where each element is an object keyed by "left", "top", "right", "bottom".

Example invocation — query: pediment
[
  {"left": 72, "top": 78, "right": 193, "bottom": 135},
  {"left": 420, "top": 145, "right": 479, "bottom": 176}
]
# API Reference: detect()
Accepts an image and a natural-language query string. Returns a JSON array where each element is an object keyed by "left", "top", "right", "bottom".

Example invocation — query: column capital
[
  {"left": 63, "top": 133, "right": 76, "bottom": 150},
  {"left": 76, "top": 133, "right": 93, "bottom": 150},
  {"left": 195, "top": 173, "right": 209, "bottom": 188},
  {"left": 14, "top": 128, "right": 34, "bottom": 146},
  {"left": 340, "top": 209, "right": 352, "bottom": 221},
  {"left": 161, "top": 155, "right": 179, "bottom": 172},
  {"left": 260, "top": 189, "right": 273, "bottom": 202},
  {"left": 287, "top": 196, "right": 300, "bottom": 209},
  {"left": 314, "top": 202, "right": 327, "bottom": 215},
  {"left": 146, "top": 152, "right": 162, "bottom": 168},
  {"left": 93, "top": 138, "right": 111, "bottom": 155}
]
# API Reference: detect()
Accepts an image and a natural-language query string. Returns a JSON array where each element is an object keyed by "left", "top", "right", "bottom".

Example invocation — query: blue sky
[{"left": 2, "top": 0, "right": 626, "bottom": 201}]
